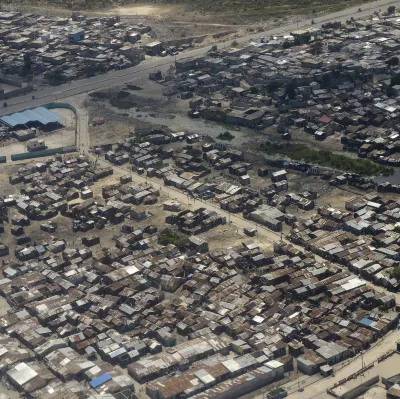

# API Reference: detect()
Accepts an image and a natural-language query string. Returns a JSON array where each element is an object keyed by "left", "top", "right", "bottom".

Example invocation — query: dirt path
[{"left": 74, "top": 102, "right": 399, "bottom": 306}]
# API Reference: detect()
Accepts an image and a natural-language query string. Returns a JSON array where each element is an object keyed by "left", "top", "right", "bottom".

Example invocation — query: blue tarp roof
[
  {"left": 360, "top": 317, "right": 373, "bottom": 327},
  {"left": 89, "top": 373, "right": 112, "bottom": 389},
  {"left": 0, "top": 107, "right": 62, "bottom": 127}
]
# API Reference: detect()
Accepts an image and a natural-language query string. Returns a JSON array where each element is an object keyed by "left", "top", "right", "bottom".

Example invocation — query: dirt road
[
  {"left": 73, "top": 103, "right": 400, "bottom": 307},
  {"left": 283, "top": 330, "right": 400, "bottom": 399}
]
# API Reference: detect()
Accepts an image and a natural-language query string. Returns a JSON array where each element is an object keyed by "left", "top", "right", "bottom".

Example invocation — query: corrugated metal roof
[
  {"left": 0, "top": 107, "right": 62, "bottom": 127},
  {"left": 90, "top": 372, "right": 112, "bottom": 388}
]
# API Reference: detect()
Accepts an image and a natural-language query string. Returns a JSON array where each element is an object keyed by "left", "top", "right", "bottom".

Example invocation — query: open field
[{"left": 4, "top": 0, "right": 371, "bottom": 25}]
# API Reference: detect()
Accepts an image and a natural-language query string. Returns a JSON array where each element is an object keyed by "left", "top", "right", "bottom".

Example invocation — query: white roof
[
  {"left": 8, "top": 362, "right": 38, "bottom": 386},
  {"left": 266, "top": 360, "right": 283, "bottom": 369}
]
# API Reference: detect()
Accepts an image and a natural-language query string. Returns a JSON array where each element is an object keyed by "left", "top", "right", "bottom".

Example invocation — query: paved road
[{"left": 1, "top": 0, "right": 400, "bottom": 117}]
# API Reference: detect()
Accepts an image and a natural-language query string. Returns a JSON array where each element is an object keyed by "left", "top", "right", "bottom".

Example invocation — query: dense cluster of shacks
[
  {"left": 0, "top": 150, "right": 396, "bottom": 398},
  {"left": 288, "top": 193, "right": 400, "bottom": 291},
  {"left": 0, "top": 10, "right": 162, "bottom": 82},
  {"left": 0, "top": 205, "right": 397, "bottom": 399},
  {"left": 165, "top": 17, "right": 400, "bottom": 167},
  {"left": 2, "top": 155, "right": 115, "bottom": 258},
  {"left": 102, "top": 136, "right": 318, "bottom": 233}
]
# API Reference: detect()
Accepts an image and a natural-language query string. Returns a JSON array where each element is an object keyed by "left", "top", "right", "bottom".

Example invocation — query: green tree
[
  {"left": 390, "top": 267, "right": 400, "bottom": 280},
  {"left": 294, "top": 32, "right": 311, "bottom": 45},
  {"left": 285, "top": 83, "right": 296, "bottom": 100},
  {"left": 388, "top": 5, "right": 396, "bottom": 14},
  {"left": 265, "top": 81, "right": 281, "bottom": 95},
  {"left": 250, "top": 86, "right": 259, "bottom": 94},
  {"left": 390, "top": 72, "right": 400, "bottom": 86},
  {"left": 23, "top": 53, "right": 32, "bottom": 71},
  {"left": 158, "top": 228, "right": 190, "bottom": 249},
  {"left": 310, "top": 41, "right": 323, "bottom": 55},
  {"left": 282, "top": 41, "right": 291, "bottom": 49},
  {"left": 47, "top": 68, "right": 63, "bottom": 84},
  {"left": 387, "top": 56, "right": 399, "bottom": 67}
]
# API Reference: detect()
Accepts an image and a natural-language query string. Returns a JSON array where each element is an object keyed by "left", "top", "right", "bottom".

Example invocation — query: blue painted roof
[
  {"left": 360, "top": 317, "right": 373, "bottom": 327},
  {"left": 89, "top": 373, "right": 112, "bottom": 389},
  {"left": 0, "top": 107, "right": 62, "bottom": 127}
]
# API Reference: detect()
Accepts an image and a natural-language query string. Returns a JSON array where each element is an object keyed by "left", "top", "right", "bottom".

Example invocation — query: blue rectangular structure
[
  {"left": 360, "top": 317, "right": 373, "bottom": 327},
  {"left": 89, "top": 373, "right": 112, "bottom": 389},
  {"left": 0, "top": 107, "right": 62, "bottom": 128}
]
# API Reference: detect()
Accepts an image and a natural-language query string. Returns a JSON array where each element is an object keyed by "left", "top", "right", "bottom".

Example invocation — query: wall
[
  {"left": 11, "top": 145, "right": 77, "bottom": 161},
  {"left": 339, "top": 376, "right": 379, "bottom": 399},
  {"left": 0, "top": 77, "right": 23, "bottom": 87},
  {"left": 0, "top": 85, "right": 33, "bottom": 100}
]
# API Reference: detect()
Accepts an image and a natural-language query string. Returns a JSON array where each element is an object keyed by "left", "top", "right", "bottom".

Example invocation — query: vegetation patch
[
  {"left": 117, "top": 90, "right": 130, "bottom": 98},
  {"left": 127, "top": 84, "right": 143, "bottom": 91},
  {"left": 89, "top": 91, "right": 109, "bottom": 99},
  {"left": 158, "top": 228, "right": 190, "bottom": 248},
  {"left": 261, "top": 142, "right": 394, "bottom": 176},
  {"left": 390, "top": 267, "right": 400, "bottom": 281},
  {"left": 109, "top": 98, "right": 137, "bottom": 109},
  {"left": 217, "top": 131, "right": 235, "bottom": 141}
]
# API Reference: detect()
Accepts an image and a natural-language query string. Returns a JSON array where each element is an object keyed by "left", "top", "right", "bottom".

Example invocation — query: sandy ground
[
  {"left": 102, "top": 4, "right": 177, "bottom": 16},
  {"left": 89, "top": 119, "right": 140, "bottom": 147},
  {"left": 333, "top": 353, "right": 400, "bottom": 395},
  {"left": 0, "top": 129, "right": 75, "bottom": 157},
  {"left": 360, "top": 386, "right": 387, "bottom": 399}
]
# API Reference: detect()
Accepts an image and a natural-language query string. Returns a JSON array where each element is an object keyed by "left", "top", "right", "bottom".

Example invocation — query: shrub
[
  {"left": 158, "top": 228, "right": 190, "bottom": 248},
  {"left": 262, "top": 142, "right": 394, "bottom": 176},
  {"left": 217, "top": 131, "right": 235, "bottom": 141}
]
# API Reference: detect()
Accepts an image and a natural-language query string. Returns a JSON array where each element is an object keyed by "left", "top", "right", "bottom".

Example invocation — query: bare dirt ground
[
  {"left": 200, "top": 224, "right": 248, "bottom": 251},
  {"left": 104, "top": 4, "right": 176, "bottom": 16},
  {"left": 89, "top": 119, "right": 136, "bottom": 147},
  {"left": 360, "top": 386, "right": 387, "bottom": 399}
]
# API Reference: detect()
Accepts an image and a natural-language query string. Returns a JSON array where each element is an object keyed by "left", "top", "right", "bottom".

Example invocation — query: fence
[
  {"left": 0, "top": 77, "right": 23, "bottom": 87},
  {"left": 339, "top": 376, "right": 379, "bottom": 399},
  {"left": 0, "top": 85, "right": 33, "bottom": 100},
  {"left": 43, "top": 102, "right": 77, "bottom": 113},
  {"left": 11, "top": 146, "right": 77, "bottom": 161}
]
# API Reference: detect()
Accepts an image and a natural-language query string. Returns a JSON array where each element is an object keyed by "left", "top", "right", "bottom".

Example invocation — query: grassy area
[
  {"left": 261, "top": 142, "right": 394, "bottom": 176},
  {"left": 158, "top": 228, "right": 190, "bottom": 248}
]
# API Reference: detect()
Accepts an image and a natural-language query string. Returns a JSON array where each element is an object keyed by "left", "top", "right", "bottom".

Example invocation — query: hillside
[{"left": 5, "top": 0, "right": 366, "bottom": 23}]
